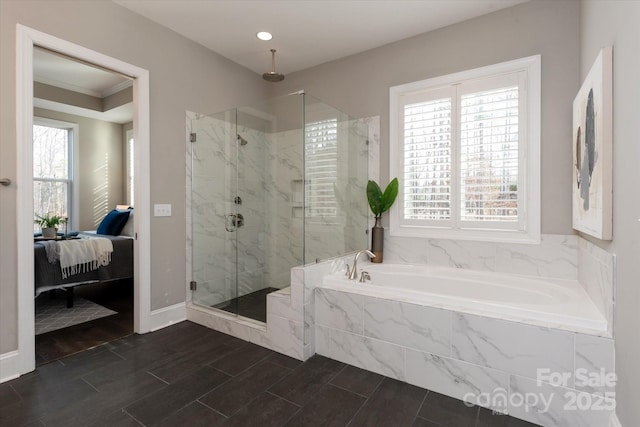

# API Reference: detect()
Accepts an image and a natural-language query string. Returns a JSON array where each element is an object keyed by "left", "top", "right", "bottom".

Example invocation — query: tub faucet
[{"left": 348, "top": 250, "right": 375, "bottom": 280}]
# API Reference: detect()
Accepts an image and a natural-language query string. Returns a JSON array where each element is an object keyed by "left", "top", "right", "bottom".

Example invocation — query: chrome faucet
[{"left": 348, "top": 250, "right": 375, "bottom": 280}]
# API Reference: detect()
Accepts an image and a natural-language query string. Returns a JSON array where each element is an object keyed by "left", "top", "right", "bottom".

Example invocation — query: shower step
[
  {"left": 212, "top": 287, "right": 279, "bottom": 323},
  {"left": 267, "top": 286, "right": 302, "bottom": 322}
]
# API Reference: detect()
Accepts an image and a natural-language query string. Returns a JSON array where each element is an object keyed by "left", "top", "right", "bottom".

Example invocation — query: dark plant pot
[{"left": 371, "top": 217, "right": 383, "bottom": 263}]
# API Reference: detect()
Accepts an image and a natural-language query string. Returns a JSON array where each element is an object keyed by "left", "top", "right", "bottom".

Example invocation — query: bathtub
[{"left": 321, "top": 263, "right": 607, "bottom": 334}]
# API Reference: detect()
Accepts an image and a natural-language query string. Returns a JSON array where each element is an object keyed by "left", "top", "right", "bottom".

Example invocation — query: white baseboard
[
  {"left": 610, "top": 413, "right": 622, "bottom": 427},
  {"left": 149, "top": 302, "right": 186, "bottom": 332},
  {"left": 0, "top": 351, "right": 20, "bottom": 383}
]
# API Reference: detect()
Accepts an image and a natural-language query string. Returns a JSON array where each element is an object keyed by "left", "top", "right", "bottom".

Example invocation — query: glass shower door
[
  {"left": 191, "top": 111, "right": 239, "bottom": 314},
  {"left": 191, "top": 92, "right": 366, "bottom": 322}
]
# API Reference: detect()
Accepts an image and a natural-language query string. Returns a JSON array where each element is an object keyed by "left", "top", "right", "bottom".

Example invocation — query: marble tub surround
[
  {"left": 384, "top": 233, "right": 579, "bottom": 281},
  {"left": 578, "top": 237, "right": 615, "bottom": 336},
  {"left": 314, "top": 279, "right": 616, "bottom": 427},
  {"left": 381, "top": 231, "right": 615, "bottom": 335},
  {"left": 294, "top": 254, "right": 356, "bottom": 359}
]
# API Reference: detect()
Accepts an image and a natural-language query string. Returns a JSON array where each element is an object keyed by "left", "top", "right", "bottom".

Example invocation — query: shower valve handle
[{"left": 225, "top": 213, "right": 245, "bottom": 232}]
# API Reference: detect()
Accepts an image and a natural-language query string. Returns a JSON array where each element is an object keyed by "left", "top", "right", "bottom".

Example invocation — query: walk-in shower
[{"left": 190, "top": 92, "right": 369, "bottom": 322}]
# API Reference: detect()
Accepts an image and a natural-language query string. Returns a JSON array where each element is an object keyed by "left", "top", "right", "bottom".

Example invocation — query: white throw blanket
[{"left": 57, "top": 237, "right": 113, "bottom": 279}]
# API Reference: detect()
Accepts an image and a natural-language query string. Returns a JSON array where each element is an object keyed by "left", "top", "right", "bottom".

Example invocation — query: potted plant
[
  {"left": 366, "top": 178, "right": 398, "bottom": 263},
  {"left": 35, "top": 213, "right": 67, "bottom": 239}
]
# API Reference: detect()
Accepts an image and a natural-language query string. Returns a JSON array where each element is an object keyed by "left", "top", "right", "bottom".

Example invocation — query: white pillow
[{"left": 117, "top": 207, "right": 134, "bottom": 237}]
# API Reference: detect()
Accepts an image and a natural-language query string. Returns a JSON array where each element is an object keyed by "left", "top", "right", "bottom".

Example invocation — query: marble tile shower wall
[
  {"left": 190, "top": 115, "right": 239, "bottom": 305},
  {"left": 188, "top": 113, "right": 372, "bottom": 305},
  {"left": 236, "top": 124, "right": 270, "bottom": 296},
  {"left": 189, "top": 116, "right": 308, "bottom": 300},
  {"left": 305, "top": 120, "right": 370, "bottom": 263},
  {"left": 190, "top": 116, "right": 269, "bottom": 302},
  {"left": 264, "top": 128, "right": 304, "bottom": 288}
]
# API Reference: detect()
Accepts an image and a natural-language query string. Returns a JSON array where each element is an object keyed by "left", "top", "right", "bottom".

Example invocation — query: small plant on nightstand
[{"left": 35, "top": 213, "right": 67, "bottom": 239}]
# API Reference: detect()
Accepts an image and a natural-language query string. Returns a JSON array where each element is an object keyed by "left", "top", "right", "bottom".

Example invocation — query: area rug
[{"left": 35, "top": 296, "right": 117, "bottom": 335}]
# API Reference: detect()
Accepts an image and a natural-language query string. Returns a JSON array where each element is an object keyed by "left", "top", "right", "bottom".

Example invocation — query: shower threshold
[{"left": 212, "top": 287, "right": 279, "bottom": 323}]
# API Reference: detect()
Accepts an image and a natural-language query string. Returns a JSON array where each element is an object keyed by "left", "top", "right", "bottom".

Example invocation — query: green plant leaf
[
  {"left": 34, "top": 212, "right": 66, "bottom": 228},
  {"left": 367, "top": 180, "right": 383, "bottom": 216},
  {"left": 380, "top": 178, "right": 399, "bottom": 213}
]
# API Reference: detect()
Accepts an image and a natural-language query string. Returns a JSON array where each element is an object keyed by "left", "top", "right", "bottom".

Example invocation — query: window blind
[
  {"left": 305, "top": 118, "right": 338, "bottom": 218},
  {"left": 460, "top": 86, "right": 519, "bottom": 222},
  {"left": 403, "top": 98, "right": 452, "bottom": 220}
]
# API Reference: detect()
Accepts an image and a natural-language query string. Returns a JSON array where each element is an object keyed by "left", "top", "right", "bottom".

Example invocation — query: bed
[{"left": 34, "top": 208, "right": 134, "bottom": 307}]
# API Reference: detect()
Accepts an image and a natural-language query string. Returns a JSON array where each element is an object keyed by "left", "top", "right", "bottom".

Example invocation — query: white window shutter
[
  {"left": 305, "top": 119, "right": 338, "bottom": 218},
  {"left": 459, "top": 85, "right": 519, "bottom": 223}
]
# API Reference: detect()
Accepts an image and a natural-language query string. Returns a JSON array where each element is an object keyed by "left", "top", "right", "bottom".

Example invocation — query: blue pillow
[{"left": 96, "top": 209, "right": 131, "bottom": 236}]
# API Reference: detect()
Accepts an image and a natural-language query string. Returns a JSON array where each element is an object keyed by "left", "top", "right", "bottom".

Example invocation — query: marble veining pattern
[
  {"left": 315, "top": 288, "right": 364, "bottom": 334},
  {"left": 385, "top": 233, "right": 580, "bottom": 282},
  {"left": 383, "top": 231, "right": 429, "bottom": 264},
  {"left": 363, "top": 297, "right": 451, "bottom": 356},
  {"left": 574, "top": 334, "right": 615, "bottom": 394},
  {"left": 329, "top": 328, "right": 405, "bottom": 380},
  {"left": 427, "top": 239, "right": 497, "bottom": 271},
  {"left": 452, "top": 313, "right": 574, "bottom": 380},
  {"left": 405, "top": 349, "right": 509, "bottom": 413},
  {"left": 495, "top": 234, "right": 578, "bottom": 280}
]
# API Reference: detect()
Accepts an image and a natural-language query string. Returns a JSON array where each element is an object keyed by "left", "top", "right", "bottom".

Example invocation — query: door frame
[{"left": 16, "top": 24, "right": 152, "bottom": 375}]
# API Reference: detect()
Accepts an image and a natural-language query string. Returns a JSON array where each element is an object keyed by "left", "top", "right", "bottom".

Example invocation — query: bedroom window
[
  {"left": 126, "top": 129, "right": 134, "bottom": 206},
  {"left": 33, "top": 118, "right": 77, "bottom": 231},
  {"left": 389, "top": 56, "right": 541, "bottom": 243},
  {"left": 305, "top": 118, "right": 338, "bottom": 220}
]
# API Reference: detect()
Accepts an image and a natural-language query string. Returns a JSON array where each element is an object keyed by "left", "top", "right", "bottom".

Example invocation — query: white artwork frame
[{"left": 572, "top": 46, "right": 613, "bottom": 240}]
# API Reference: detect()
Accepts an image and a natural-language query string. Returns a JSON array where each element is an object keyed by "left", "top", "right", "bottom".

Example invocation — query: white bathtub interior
[{"left": 322, "top": 263, "right": 607, "bottom": 335}]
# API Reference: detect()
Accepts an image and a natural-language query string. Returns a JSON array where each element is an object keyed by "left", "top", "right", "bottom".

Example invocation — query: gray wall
[
  {"left": 34, "top": 107, "right": 125, "bottom": 230},
  {"left": 269, "top": 0, "right": 580, "bottom": 235},
  {"left": 0, "top": 0, "right": 268, "bottom": 353},
  {"left": 580, "top": 1, "right": 640, "bottom": 424}
]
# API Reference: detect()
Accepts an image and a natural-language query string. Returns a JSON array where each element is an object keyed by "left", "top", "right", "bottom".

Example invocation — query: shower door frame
[{"left": 189, "top": 111, "right": 241, "bottom": 315}]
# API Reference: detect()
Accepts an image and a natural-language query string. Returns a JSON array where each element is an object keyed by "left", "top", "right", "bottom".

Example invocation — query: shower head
[
  {"left": 237, "top": 135, "right": 248, "bottom": 146},
  {"left": 262, "top": 49, "right": 285, "bottom": 82}
]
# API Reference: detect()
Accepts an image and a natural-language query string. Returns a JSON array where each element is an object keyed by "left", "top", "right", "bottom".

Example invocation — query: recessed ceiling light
[{"left": 257, "top": 31, "right": 273, "bottom": 41}]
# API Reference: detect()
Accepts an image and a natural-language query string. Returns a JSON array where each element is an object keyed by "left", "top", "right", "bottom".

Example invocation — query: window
[
  {"left": 33, "top": 118, "right": 77, "bottom": 231},
  {"left": 390, "top": 56, "right": 540, "bottom": 243},
  {"left": 305, "top": 118, "right": 338, "bottom": 219}
]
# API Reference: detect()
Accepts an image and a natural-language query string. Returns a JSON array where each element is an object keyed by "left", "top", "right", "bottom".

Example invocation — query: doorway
[{"left": 16, "top": 25, "right": 151, "bottom": 376}]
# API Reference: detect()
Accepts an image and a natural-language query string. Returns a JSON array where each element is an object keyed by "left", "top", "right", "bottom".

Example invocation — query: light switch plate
[{"left": 154, "top": 204, "right": 172, "bottom": 217}]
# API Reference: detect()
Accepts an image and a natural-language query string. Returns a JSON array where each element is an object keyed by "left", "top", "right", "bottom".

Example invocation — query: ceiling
[
  {"left": 33, "top": 47, "right": 134, "bottom": 123},
  {"left": 113, "top": 0, "right": 528, "bottom": 76},
  {"left": 34, "top": 48, "right": 132, "bottom": 98}
]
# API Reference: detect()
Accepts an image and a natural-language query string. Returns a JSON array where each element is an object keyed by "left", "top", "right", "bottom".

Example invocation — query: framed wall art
[{"left": 572, "top": 46, "right": 613, "bottom": 240}]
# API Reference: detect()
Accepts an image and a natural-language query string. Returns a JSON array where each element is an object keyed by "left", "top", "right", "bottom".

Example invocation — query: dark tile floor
[
  {"left": 212, "top": 287, "right": 280, "bottom": 322},
  {"left": 2, "top": 321, "right": 540, "bottom": 427},
  {"left": 35, "top": 280, "right": 134, "bottom": 365}
]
